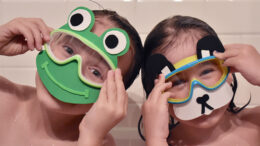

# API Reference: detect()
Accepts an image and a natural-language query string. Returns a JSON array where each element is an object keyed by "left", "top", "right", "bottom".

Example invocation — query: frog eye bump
[
  {"left": 68, "top": 9, "right": 92, "bottom": 31},
  {"left": 103, "top": 30, "right": 128, "bottom": 55}
]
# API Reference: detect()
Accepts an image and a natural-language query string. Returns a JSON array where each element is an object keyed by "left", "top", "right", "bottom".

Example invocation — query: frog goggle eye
[
  {"left": 102, "top": 29, "right": 130, "bottom": 55},
  {"left": 165, "top": 56, "right": 229, "bottom": 104},
  {"left": 45, "top": 32, "right": 112, "bottom": 88},
  {"left": 68, "top": 8, "right": 93, "bottom": 31}
]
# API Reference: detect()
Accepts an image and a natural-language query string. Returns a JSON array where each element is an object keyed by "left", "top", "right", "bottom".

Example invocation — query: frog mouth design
[{"left": 40, "top": 60, "right": 90, "bottom": 98}]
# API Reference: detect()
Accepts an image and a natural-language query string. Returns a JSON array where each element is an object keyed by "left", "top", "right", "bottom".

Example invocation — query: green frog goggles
[{"left": 36, "top": 6, "right": 130, "bottom": 104}]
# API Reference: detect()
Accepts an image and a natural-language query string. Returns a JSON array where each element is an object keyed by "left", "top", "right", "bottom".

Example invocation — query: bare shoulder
[
  {"left": 0, "top": 75, "right": 36, "bottom": 101},
  {"left": 238, "top": 106, "right": 260, "bottom": 126},
  {"left": 103, "top": 133, "right": 116, "bottom": 146}
]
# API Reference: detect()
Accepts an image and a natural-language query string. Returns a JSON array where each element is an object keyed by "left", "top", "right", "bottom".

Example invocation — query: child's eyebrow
[{"left": 198, "top": 61, "right": 214, "bottom": 67}]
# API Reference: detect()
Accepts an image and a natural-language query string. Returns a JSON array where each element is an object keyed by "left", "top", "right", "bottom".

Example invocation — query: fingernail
[
  {"left": 45, "top": 36, "right": 50, "bottom": 42},
  {"left": 117, "top": 68, "right": 121, "bottom": 74}
]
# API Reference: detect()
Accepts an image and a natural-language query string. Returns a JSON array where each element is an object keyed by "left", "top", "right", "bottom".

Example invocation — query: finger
[
  {"left": 96, "top": 80, "right": 108, "bottom": 103},
  {"left": 149, "top": 82, "right": 172, "bottom": 102},
  {"left": 32, "top": 18, "right": 51, "bottom": 42},
  {"left": 107, "top": 70, "right": 117, "bottom": 103},
  {"left": 157, "top": 74, "right": 166, "bottom": 85},
  {"left": 115, "top": 69, "right": 126, "bottom": 106},
  {"left": 15, "top": 24, "right": 35, "bottom": 51},
  {"left": 124, "top": 92, "right": 128, "bottom": 114},
  {"left": 154, "top": 79, "right": 159, "bottom": 85},
  {"left": 213, "top": 50, "right": 238, "bottom": 61},
  {"left": 28, "top": 23, "right": 43, "bottom": 51},
  {"left": 224, "top": 44, "right": 244, "bottom": 50},
  {"left": 222, "top": 57, "right": 240, "bottom": 73},
  {"left": 21, "top": 40, "right": 30, "bottom": 54},
  {"left": 160, "top": 92, "right": 173, "bottom": 105}
]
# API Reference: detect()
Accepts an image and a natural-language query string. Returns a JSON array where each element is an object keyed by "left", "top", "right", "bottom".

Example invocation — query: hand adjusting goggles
[
  {"left": 36, "top": 7, "right": 130, "bottom": 104},
  {"left": 144, "top": 35, "right": 234, "bottom": 120}
]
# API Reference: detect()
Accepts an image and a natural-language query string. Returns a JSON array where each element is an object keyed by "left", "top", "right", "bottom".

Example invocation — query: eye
[
  {"left": 103, "top": 30, "right": 129, "bottom": 55},
  {"left": 200, "top": 68, "right": 214, "bottom": 76},
  {"left": 63, "top": 46, "right": 74, "bottom": 55},
  {"left": 172, "top": 79, "right": 186, "bottom": 87},
  {"left": 68, "top": 9, "right": 92, "bottom": 31},
  {"left": 90, "top": 68, "right": 102, "bottom": 79}
]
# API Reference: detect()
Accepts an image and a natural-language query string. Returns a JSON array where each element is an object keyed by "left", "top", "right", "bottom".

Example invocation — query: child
[
  {"left": 141, "top": 15, "right": 260, "bottom": 146},
  {"left": 0, "top": 7, "right": 143, "bottom": 146}
]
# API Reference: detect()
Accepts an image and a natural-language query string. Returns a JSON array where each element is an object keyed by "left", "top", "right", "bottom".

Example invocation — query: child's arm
[
  {"left": 142, "top": 74, "right": 172, "bottom": 146},
  {"left": 214, "top": 44, "right": 260, "bottom": 86},
  {"left": 77, "top": 69, "right": 127, "bottom": 146},
  {"left": 0, "top": 18, "right": 51, "bottom": 56}
]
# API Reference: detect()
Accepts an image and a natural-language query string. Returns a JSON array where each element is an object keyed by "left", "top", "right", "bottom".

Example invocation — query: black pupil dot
[
  {"left": 70, "top": 13, "right": 83, "bottom": 26},
  {"left": 105, "top": 35, "right": 118, "bottom": 49},
  {"left": 93, "top": 70, "right": 100, "bottom": 76}
]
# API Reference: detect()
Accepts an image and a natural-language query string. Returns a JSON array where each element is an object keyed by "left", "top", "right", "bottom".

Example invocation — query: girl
[
  {"left": 0, "top": 7, "right": 143, "bottom": 146},
  {"left": 141, "top": 15, "right": 260, "bottom": 146}
]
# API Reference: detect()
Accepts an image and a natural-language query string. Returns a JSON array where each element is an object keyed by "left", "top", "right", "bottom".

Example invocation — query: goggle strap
[{"left": 228, "top": 73, "right": 251, "bottom": 114}]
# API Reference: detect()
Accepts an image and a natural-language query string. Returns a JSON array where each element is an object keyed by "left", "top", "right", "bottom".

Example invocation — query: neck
[
  {"left": 28, "top": 98, "right": 84, "bottom": 141},
  {"left": 171, "top": 110, "right": 235, "bottom": 144}
]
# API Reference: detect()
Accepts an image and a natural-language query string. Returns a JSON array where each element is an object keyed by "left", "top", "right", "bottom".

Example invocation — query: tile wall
[{"left": 0, "top": 0, "right": 259, "bottom": 145}]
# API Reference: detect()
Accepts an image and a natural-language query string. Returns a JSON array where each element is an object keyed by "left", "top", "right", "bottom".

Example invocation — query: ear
[{"left": 197, "top": 35, "right": 225, "bottom": 59}]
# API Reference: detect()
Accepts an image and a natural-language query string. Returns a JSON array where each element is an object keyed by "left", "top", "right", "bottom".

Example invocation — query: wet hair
[
  {"left": 93, "top": 10, "right": 143, "bottom": 89},
  {"left": 139, "top": 16, "right": 250, "bottom": 141},
  {"left": 141, "top": 15, "right": 249, "bottom": 112},
  {"left": 142, "top": 15, "right": 218, "bottom": 97}
]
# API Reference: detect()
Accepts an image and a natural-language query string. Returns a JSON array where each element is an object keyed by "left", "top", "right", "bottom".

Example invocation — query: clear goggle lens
[
  {"left": 46, "top": 32, "right": 111, "bottom": 87},
  {"left": 166, "top": 59, "right": 228, "bottom": 103}
]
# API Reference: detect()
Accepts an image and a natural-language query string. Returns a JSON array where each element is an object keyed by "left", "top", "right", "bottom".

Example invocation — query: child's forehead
[
  {"left": 91, "top": 17, "right": 116, "bottom": 36},
  {"left": 164, "top": 42, "right": 197, "bottom": 65},
  {"left": 162, "top": 30, "right": 200, "bottom": 64}
]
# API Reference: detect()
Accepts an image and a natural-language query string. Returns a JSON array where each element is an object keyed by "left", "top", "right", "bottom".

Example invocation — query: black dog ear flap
[
  {"left": 197, "top": 35, "right": 225, "bottom": 59},
  {"left": 144, "top": 54, "right": 175, "bottom": 94},
  {"left": 145, "top": 54, "right": 175, "bottom": 78}
]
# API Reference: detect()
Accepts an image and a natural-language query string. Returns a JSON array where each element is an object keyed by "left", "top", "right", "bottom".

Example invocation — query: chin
[
  {"left": 170, "top": 104, "right": 229, "bottom": 129},
  {"left": 35, "top": 72, "right": 93, "bottom": 115}
]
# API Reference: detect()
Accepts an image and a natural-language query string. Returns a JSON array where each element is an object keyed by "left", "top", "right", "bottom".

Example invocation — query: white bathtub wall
[{"left": 0, "top": 0, "right": 260, "bottom": 145}]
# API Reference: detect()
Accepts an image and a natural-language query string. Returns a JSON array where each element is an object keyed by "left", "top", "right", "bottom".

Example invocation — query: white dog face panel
[{"left": 144, "top": 35, "right": 234, "bottom": 120}]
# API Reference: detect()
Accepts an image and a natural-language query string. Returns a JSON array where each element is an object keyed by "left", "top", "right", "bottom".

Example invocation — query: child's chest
[
  {"left": 0, "top": 122, "right": 77, "bottom": 146},
  {"left": 0, "top": 102, "right": 77, "bottom": 146},
  {"left": 210, "top": 128, "right": 260, "bottom": 146},
  {"left": 170, "top": 123, "right": 260, "bottom": 146}
]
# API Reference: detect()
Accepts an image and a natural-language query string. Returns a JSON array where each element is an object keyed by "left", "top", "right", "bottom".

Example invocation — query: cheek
[
  {"left": 202, "top": 71, "right": 223, "bottom": 86},
  {"left": 50, "top": 43, "right": 68, "bottom": 60}
]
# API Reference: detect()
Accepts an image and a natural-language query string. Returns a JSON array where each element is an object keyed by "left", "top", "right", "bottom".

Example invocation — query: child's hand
[
  {"left": 0, "top": 18, "right": 52, "bottom": 56},
  {"left": 142, "top": 74, "right": 172, "bottom": 146},
  {"left": 78, "top": 69, "right": 128, "bottom": 146},
  {"left": 214, "top": 44, "right": 260, "bottom": 86}
]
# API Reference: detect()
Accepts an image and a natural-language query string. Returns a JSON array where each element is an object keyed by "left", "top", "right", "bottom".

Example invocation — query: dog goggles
[{"left": 165, "top": 55, "right": 229, "bottom": 104}]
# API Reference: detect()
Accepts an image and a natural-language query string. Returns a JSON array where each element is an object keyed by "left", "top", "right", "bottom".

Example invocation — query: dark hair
[
  {"left": 93, "top": 10, "right": 143, "bottom": 89},
  {"left": 142, "top": 15, "right": 218, "bottom": 96},
  {"left": 139, "top": 16, "right": 250, "bottom": 141}
]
